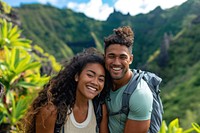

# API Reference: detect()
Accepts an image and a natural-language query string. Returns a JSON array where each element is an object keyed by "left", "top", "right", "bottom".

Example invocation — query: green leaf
[
  {"left": 11, "top": 38, "right": 32, "bottom": 49},
  {"left": 10, "top": 48, "right": 17, "bottom": 71},
  {"left": 8, "top": 25, "right": 18, "bottom": 39},
  {"left": 12, "top": 96, "right": 31, "bottom": 124},
  {"left": 9, "top": 30, "right": 21, "bottom": 42},
  {"left": 8, "top": 91, "right": 16, "bottom": 118},
  {"left": 192, "top": 123, "right": 200, "bottom": 132},
  {"left": 0, "top": 112, "right": 5, "bottom": 124},
  {"left": 16, "top": 81, "right": 37, "bottom": 88},
  {"left": 0, "top": 103, "right": 9, "bottom": 115},
  {"left": 7, "top": 21, "right": 13, "bottom": 33},
  {"left": 4, "top": 46, "right": 10, "bottom": 64},
  {"left": 24, "top": 62, "right": 41, "bottom": 71},
  {"left": 183, "top": 128, "right": 195, "bottom": 133},
  {"left": 168, "top": 118, "right": 180, "bottom": 133},
  {"left": 14, "top": 48, "right": 20, "bottom": 69},
  {"left": 14, "top": 55, "right": 31, "bottom": 73},
  {"left": 2, "top": 19, "right": 8, "bottom": 39},
  {"left": 159, "top": 121, "right": 167, "bottom": 133}
]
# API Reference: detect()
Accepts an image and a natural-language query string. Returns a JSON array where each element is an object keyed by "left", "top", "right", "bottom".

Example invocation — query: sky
[{"left": 4, "top": 0, "right": 187, "bottom": 21}]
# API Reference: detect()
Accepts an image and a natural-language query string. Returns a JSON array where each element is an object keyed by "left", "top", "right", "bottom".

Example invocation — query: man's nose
[{"left": 113, "top": 57, "right": 121, "bottom": 65}]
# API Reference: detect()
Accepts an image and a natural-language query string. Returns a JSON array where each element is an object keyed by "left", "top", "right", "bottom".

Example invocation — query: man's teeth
[{"left": 112, "top": 67, "right": 121, "bottom": 70}]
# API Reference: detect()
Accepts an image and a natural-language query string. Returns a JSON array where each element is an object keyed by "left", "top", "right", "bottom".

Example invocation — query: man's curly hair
[
  {"left": 104, "top": 26, "right": 134, "bottom": 53},
  {"left": 19, "top": 47, "right": 112, "bottom": 133}
]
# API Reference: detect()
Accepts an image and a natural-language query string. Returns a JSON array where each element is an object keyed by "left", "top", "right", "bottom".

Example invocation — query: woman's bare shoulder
[
  {"left": 36, "top": 104, "right": 57, "bottom": 133},
  {"left": 39, "top": 104, "right": 57, "bottom": 115}
]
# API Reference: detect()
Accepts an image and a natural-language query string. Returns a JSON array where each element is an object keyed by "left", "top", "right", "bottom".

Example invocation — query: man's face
[{"left": 105, "top": 44, "right": 133, "bottom": 80}]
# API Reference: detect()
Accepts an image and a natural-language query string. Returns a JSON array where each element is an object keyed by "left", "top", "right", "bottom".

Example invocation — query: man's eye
[
  {"left": 108, "top": 55, "right": 115, "bottom": 59},
  {"left": 120, "top": 56, "right": 127, "bottom": 59}
]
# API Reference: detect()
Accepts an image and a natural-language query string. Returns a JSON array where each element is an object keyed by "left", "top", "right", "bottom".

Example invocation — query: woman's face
[{"left": 75, "top": 63, "right": 105, "bottom": 100}]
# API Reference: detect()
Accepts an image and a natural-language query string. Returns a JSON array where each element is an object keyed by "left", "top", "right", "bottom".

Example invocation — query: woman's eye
[
  {"left": 99, "top": 78, "right": 105, "bottom": 82},
  {"left": 87, "top": 73, "right": 94, "bottom": 77}
]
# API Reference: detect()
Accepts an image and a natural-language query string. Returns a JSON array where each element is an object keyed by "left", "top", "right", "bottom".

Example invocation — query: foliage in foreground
[
  {"left": 0, "top": 17, "right": 61, "bottom": 132},
  {"left": 159, "top": 118, "right": 200, "bottom": 133}
]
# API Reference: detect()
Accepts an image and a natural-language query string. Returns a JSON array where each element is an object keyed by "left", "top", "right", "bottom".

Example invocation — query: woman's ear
[{"left": 75, "top": 74, "right": 78, "bottom": 82}]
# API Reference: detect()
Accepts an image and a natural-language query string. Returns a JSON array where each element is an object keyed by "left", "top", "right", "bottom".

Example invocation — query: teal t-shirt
[{"left": 106, "top": 78, "right": 153, "bottom": 133}]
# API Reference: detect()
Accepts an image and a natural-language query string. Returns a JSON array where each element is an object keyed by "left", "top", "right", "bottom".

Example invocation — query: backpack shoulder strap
[
  {"left": 93, "top": 98, "right": 102, "bottom": 132},
  {"left": 54, "top": 113, "right": 66, "bottom": 133},
  {"left": 121, "top": 70, "right": 144, "bottom": 115},
  {"left": 54, "top": 122, "right": 64, "bottom": 133},
  {"left": 109, "top": 69, "right": 143, "bottom": 116}
]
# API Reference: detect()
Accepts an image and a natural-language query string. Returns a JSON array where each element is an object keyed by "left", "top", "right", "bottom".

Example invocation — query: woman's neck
[
  {"left": 74, "top": 99, "right": 88, "bottom": 111},
  {"left": 72, "top": 92, "right": 89, "bottom": 123},
  {"left": 74, "top": 90, "right": 89, "bottom": 108}
]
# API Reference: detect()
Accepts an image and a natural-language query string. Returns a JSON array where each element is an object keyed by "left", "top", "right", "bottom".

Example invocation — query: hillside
[
  {"left": 147, "top": 11, "right": 200, "bottom": 128},
  {"left": 15, "top": 4, "right": 105, "bottom": 60},
  {"left": 14, "top": 0, "right": 200, "bottom": 68}
]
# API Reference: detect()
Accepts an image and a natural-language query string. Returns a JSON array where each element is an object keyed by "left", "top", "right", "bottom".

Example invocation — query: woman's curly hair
[
  {"left": 104, "top": 26, "right": 134, "bottom": 53},
  {"left": 19, "top": 47, "right": 112, "bottom": 133}
]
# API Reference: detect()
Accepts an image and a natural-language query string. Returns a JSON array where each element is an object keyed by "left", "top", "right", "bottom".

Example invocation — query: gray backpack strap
[
  {"left": 109, "top": 70, "right": 143, "bottom": 116},
  {"left": 62, "top": 126, "right": 64, "bottom": 133},
  {"left": 121, "top": 70, "right": 144, "bottom": 115}
]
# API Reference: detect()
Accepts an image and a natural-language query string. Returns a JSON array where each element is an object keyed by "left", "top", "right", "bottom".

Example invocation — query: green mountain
[
  {"left": 147, "top": 14, "right": 200, "bottom": 128},
  {"left": 15, "top": 4, "right": 105, "bottom": 60},
  {"left": 2, "top": 0, "right": 200, "bottom": 128},
  {"left": 14, "top": 0, "right": 200, "bottom": 67}
]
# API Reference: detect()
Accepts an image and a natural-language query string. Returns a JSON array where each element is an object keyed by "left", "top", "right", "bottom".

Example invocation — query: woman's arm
[
  {"left": 99, "top": 104, "right": 109, "bottom": 133},
  {"left": 36, "top": 104, "right": 57, "bottom": 133}
]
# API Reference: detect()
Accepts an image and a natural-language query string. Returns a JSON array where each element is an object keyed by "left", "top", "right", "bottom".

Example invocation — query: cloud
[
  {"left": 114, "top": 0, "right": 187, "bottom": 16},
  {"left": 35, "top": 0, "right": 187, "bottom": 21},
  {"left": 67, "top": 0, "right": 113, "bottom": 21}
]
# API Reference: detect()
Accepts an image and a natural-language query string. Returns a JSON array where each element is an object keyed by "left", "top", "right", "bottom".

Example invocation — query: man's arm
[
  {"left": 36, "top": 104, "right": 57, "bottom": 133},
  {"left": 124, "top": 79, "right": 153, "bottom": 133},
  {"left": 124, "top": 119, "right": 150, "bottom": 133}
]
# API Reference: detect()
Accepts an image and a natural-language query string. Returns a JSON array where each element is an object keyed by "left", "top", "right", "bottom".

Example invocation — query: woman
[{"left": 20, "top": 48, "right": 111, "bottom": 133}]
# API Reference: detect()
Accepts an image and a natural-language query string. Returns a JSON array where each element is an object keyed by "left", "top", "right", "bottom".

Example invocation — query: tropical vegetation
[
  {"left": 0, "top": 1, "right": 61, "bottom": 131},
  {"left": 0, "top": 0, "right": 200, "bottom": 132}
]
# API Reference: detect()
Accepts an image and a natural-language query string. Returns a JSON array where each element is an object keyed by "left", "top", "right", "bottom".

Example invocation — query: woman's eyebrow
[{"left": 87, "top": 70, "right": 105, "bottom": 77}]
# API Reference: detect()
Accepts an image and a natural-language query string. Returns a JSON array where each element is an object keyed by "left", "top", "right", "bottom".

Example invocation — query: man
[{"left": 104, "top": 26, "right": 153, "bottom": 133}]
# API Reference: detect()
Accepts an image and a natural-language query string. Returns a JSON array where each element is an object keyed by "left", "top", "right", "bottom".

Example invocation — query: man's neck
[{"left": 112, "top": 70, "right": 133, "bottom": 91}]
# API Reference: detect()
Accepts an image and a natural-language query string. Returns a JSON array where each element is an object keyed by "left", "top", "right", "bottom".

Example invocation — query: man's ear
[
  {"left": 75, "top": 74, "right": 78, "bottom": 82},
  {"left": 129, "top": 54, "right": 134, "bottom": 64}
]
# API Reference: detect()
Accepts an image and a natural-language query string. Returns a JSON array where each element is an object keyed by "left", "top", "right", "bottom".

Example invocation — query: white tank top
[{"left": 62, "top": 100, "right": 97, "bottom": 133}]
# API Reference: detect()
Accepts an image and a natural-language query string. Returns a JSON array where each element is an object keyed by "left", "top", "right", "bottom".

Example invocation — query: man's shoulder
[
  {"left": 133, "top": 78, "right": 151, "bottom": 92},
  {"left": 130, "top": 78, "right": 153, "bottom": 102}
]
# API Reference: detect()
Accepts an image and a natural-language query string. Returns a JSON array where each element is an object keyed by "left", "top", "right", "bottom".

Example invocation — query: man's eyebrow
[
  {"left": 108, "top": 53, "right": 114, "bottom": 55},
  {"left": 120, "top": 54, "right": 128, "bottom": 56}
]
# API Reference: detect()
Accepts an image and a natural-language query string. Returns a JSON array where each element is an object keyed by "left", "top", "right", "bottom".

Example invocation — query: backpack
[
  {"left": 54, "top": 99, "right": 103, "bottom": 133},
  {"left": 109, "top": 69, "right": 164, "bottom": 133}
]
